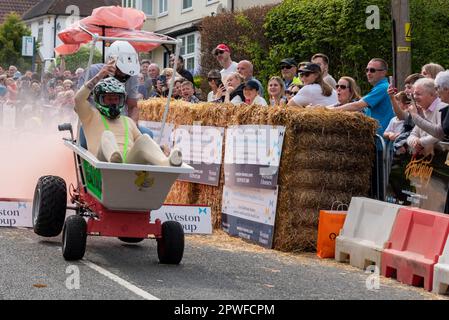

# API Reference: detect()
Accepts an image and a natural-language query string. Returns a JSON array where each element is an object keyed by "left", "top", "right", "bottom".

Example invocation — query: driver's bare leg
[
  {"left": 97, "top": 130, "right": 123, "bottom": 163},
  {"left": 126, "top": 134, "right": 182, "bottom": 166}
]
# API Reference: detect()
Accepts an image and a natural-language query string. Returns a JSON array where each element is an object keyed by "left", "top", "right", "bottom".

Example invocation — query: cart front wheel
[
  {"left": 62, "top": 215, "right": 87, "bottom": 261},
  {"left": 157, "top": 221, "right": 184, "bottom": 264}
]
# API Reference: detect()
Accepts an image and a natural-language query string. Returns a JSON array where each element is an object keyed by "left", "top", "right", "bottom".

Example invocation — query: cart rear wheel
[
  {"left": 32, "top": 176, "right": 67, "bottom": 237},
  {"left": 62, "top": 215, "right": 87, "bottom": 261},
  {"left": 118, "top": 237, "right": 144, "bottom": 244},
  {"left": 157, "top": 221, "right": 184, "bottom": 264}
]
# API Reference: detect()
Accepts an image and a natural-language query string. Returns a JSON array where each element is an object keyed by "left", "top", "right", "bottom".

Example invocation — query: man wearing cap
[
  {"left": 213, "top": 44, "right": 238, "bottom": 83},
  {"left": 280, "top": 58, "right": 302, "bottom": 91}
]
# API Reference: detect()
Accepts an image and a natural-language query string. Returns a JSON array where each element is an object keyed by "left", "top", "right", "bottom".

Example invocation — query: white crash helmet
[{"left": 106, "top": 41, "right": 140, "bottom": 77}]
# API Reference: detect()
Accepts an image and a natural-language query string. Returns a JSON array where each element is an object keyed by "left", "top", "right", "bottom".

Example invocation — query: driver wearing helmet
[
  {"left": 75, "top": 75, "right": 182, "bottom": 166},
  {"left": 77, "top": 41, "right": 143, "bottom": 124}
]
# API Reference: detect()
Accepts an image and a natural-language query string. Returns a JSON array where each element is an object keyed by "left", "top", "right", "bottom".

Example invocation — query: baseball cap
[
  {"left": 242, "top": 79, "right": 260, "bottom": 91},
  {"left": 279, "top": 58, "right": 297, "bottom": 67},
  {"left": 298, "top": 63, "right": 321, "bottom": 74},
  {"left": 213, "top": 44, "right": 231, "bottom": 55}
]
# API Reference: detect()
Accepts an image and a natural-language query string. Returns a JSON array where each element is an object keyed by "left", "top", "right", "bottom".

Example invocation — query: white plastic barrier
[
  {"left": 433, "top": 238, "right": 449, "bottom": 294},
  {"left": 335, "top": 197, "right": 402, "bottom": 269}
]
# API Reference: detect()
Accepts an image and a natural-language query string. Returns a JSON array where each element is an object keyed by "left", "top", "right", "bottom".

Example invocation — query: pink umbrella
[{"left": 55, "top": 6, "right": 168, "bottom": 56}]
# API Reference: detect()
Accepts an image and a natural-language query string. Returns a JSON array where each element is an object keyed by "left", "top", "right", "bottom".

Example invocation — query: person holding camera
[{"left": 207, "top": 69, "right": 226, "bottom": 102}]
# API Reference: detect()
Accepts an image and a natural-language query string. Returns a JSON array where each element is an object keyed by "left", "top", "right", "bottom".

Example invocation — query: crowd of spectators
[{"left": 2, "top": 41, "right": 449, "bottom": 162}]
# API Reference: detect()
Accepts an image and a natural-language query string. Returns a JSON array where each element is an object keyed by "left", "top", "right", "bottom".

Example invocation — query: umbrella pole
[
  {"left": 159, "top": 40, "right": 181, "bottom": 145},
  {"left": 102, "top": 26, "right": 106, "bottom": 62}
]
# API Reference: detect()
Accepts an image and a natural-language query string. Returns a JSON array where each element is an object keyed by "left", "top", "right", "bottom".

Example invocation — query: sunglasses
[
  {"left": 215, "top": 50, "right": 225, "bottom": 56},
  {"left": 336, "top": 84, "right": 349, "bottom": 90},
  {"left": 281, "top": 65, "right": 293, "bottom": 70},
  {"left": 365, "top": 68, "right": 385, "bottom": 73},
  {"left": 300, "top": 72, "right": 313, "bottom": 77}
]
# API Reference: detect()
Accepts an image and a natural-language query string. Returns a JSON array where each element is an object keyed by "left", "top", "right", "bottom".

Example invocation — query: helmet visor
[{"left": 99, "top": 93, "right": 125, "bottom": 108}]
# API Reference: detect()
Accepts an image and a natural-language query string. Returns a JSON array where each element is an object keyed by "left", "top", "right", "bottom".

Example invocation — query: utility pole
[{"left": 391, "top": 0, "right": 411, "bottom": 90}]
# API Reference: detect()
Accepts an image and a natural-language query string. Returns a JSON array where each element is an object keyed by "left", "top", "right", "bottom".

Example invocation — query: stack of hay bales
[{"left": 140, "top": 99, "right": 378, "bottom": 252}]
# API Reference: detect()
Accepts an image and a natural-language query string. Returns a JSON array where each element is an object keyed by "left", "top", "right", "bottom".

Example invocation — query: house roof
[
  {"left": 0, "top": 0, "right": 40, "bottom": 24},
  {"left": 22, "top": 0, "right": 121, "bottom": 21}
]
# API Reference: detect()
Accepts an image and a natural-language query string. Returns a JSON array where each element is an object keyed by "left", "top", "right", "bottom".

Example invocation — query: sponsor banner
[
  {"left": 150, "top": 205, "right": 212, "bottom": 234},
  {"left": 173, "top": 125, "right": 224, "bottom": 186},
  {"left": 178, "top": 163, "right": 221, "bottom": 186},
  {"left": 224, "top": 164, "right": 279, "bottom": 189},
  {"left": 138, "top": 121, "right": 174, "bottom": 151},
  {"left": 222, "top": 185, "right": 278, "bottom": 248},
  {"left": 224, "top": 125, "right": 285, "bottom": 189},
  {"left": 0, "top": 200, "right": 33, "bottom": 228},
  {"left": 387, "top": 149, "right": 449, "bottom": 212}
]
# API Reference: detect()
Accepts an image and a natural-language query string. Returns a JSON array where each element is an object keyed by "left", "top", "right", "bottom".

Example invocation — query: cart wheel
[
  {"left": 32, "top": 176, "right": 67, "bottom": 237},
  {"left": 62, "top": 215, "right": 87, "bottom": 261},
  {"left": 157, "top": 221, "right": 184, "bottom": 264},
  {"left": 118, "top": 237, "right": 144, "bottom": 244}
]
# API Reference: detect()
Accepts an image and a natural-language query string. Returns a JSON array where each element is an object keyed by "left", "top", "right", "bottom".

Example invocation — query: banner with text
[
  {"left": 150, "top": 205, "right": 212, "bottom": 234},
  {"left": 0, "top": 200, "right": 33, "bottom": 228},
  {"left": 222, "top": 185, "right": 278, "bottom": 248},
  {"left": 224, "top": 125, "right": 285, "bottom": 190},
  {"left": 172, "top": 125, "right": 224, "bottom": 186}
]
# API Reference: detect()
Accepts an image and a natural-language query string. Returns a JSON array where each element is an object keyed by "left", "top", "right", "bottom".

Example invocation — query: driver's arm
[{"left": 74, "top": 63, "right": 114, "bottom": 120}]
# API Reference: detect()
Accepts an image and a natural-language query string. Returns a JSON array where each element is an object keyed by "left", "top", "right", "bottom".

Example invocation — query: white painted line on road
[{"left": 82, "top": 260, "right": 160, "bottom": 300}]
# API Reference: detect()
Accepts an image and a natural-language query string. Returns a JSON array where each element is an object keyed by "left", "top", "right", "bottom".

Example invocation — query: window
[
  {"left": 122, "top": 0, "right": 153, "bottom": 16},
  {"left": 158, "top": 0, "right": 168, "bottom": 15},
  {"left": 182, "top": 0, "right": 192, "bottom": 11},
  {"left": 142, "top": 0, "right": 153, "bottom": 16},
  {"left": 178, "top": 32, "right": 198, "bottom": 73},
  {"left": 122, "top": 0, "right": 136, "bottom": 7},
  {"left": 37, "top": 20, "right": 44, "bottom": 44}
]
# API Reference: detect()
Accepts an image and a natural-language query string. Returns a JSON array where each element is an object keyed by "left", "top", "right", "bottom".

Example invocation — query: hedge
[{"left": 199, "top": 0, "right": 449, "bottom": 96}]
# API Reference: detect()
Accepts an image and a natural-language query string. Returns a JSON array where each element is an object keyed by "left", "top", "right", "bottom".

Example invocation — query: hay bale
[
  {"left": 139, "top": 99, "right": 377, "bottom": 252},
  {"left": 164, "top": 181, "right": 196, "bottom": 205}
]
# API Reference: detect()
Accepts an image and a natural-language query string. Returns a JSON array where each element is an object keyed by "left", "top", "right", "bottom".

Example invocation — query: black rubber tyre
[
  {"left": 157, "top": 221, "right": 184, "bottom": 264},
  {"left": 32, "top": 176, "right": 67, "bottom": 237},
  {"left": 62, "top": 215, "right": 87, "bottom": 261},
  {"left": 118, "top": 237, "right": 144, "bottom": 244}
]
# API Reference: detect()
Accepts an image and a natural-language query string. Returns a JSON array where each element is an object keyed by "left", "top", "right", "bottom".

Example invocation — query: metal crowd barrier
[{"left": 371, "top": 134, "right": 388, "bottom": 201}]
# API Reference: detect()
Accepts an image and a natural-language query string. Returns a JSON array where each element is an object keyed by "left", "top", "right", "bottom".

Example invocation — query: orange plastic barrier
[
  {"left": 316, "top": 210, "right": 347, "bottom": 259},
  {"left": 381, "top": 207, "right": 449, "bottom": 291}
]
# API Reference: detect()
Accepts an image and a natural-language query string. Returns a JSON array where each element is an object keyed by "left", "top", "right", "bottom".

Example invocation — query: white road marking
[{"left": 81, "top": 260, "right": 160, "bottom": 300}]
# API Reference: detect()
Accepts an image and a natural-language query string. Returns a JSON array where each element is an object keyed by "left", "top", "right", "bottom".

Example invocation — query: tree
[
  {"left": 57, "top": 45, "right": 103, "bottom": 72},
  {"left": 265, "top": 0, "right": 393, "bottom": 93},
  {"left": 0, "top": 13, "right": 33, "bottom": 70}
]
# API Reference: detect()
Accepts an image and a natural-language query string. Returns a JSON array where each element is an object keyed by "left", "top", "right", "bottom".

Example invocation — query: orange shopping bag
[{"left": 316, "top": 203, "right": 347, "bottom": 259}]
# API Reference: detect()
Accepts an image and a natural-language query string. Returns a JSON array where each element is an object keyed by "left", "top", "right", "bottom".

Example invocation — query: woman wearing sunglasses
[
  {"left": 287, "top": 63, "right": 337, "bottom": 107},
  {"left": 329, "top": 76, "right": 370, "bottom": 115}
]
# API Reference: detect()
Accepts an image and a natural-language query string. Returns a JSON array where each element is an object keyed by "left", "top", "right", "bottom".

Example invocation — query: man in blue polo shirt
[{"left": 333, "top": 58, "right": 394, "bottom": 135}]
